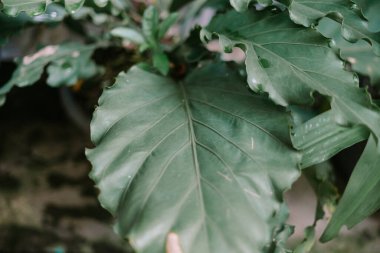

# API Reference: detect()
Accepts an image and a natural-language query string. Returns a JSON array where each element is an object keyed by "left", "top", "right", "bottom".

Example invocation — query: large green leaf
[
  {"left": 286, "top": 0, "right": 380, "bottom": 55},
  {"left": 205, "top": 10, "right": 380, "bottom": 143},
  {"left": 1, "top": 0, "right": 84, "bottom": 16},
  {"left": 321, "top": 135, "right": 380, "bottom": 242},
  {"left": 353, "top": 0, "right": 380, "bottom": 32},
  {"left": 87, "top": 62, "right": 300, "bottom": 253},
  {"left": 0, "top": 43, "right": 97, "bottom": 106}
]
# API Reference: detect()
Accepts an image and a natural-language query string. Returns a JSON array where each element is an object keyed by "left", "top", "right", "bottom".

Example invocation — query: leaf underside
[{"left": 87, "top": 62, "right": 300, "bottom": 253}]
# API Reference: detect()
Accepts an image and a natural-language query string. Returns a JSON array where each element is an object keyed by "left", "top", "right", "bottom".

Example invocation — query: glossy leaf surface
[
  {"left": 287, "top": 0, "right": 380, "bottom": 55},
  {"left": 291, "top": 111, "right": 369, "bottom": 168},
  {"left": 205, "top": 10, "right": 380, "bottom": 143},
  {"left": 318, "top": 18, "right": 380, "bottom": 85},
  {"left": 87, "top": 62, "right": 300, "bottom": 253}
]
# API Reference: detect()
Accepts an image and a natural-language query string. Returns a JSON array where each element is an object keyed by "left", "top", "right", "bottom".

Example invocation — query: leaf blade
[
  {"left": 287, "top": 0, "right": 380, "bottom": 55},
  {"left": 205, "top": 10, "right": 380, "bottom": 144},
  {"left": 87, "top": 62, "right": 301, "bottom": 253},
  {"left": 321, "top": 135, "right": 380, "bottom": 242}
]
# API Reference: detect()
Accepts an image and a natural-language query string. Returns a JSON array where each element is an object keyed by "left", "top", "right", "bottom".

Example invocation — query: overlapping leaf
[
  {"left": 1, "top": 0, "right": 84, "bottom": 16},
  {"left": 291, "top": 110, "right": 369, "bottom": 168},
  {"left": 318, "top": 18, "right": 380, "bottom": 85},
  {"left": 321, "top": 135, "right": 380, "bottom": 242},
  {"left": 286, "top": 0, "right": 380, "bottom": 55},
  {"left": 0, "top": 43, "right": 97, "bottom": 106},
  {"left": 353, "top": 0, "right": 380, "bottom": 32},
  {"left": 87, "top": 62, "right": 300, "bottom": 253},
  {"left": 205, "top": 10, "right": 380, "bottom": 144}
]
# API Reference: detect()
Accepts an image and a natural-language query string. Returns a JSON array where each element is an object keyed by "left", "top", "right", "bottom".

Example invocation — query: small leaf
[
  {"left": 153, "top": 49, "right": 170, "bottom": 75},
  {"left": 110, "top": 27, "right": 146, "bottom": 44},
  {"left": 94, "top": 0, "right": 109, "bottom": 8},
  {"left": 142, "top": 5, "right": 160, "bottom": 48},
  {"left": 64, "top": 0, "right": 84, "bottom": 13},
  {"left": 87, "top": 62, "right": 301, "bottom": 253},
  {"left": 321, "top": 135, "right": 380, "bottom": 242}
]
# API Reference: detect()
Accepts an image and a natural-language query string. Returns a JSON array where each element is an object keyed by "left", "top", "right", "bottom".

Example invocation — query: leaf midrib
[{"left": 179, "top": 82, "right": 211, "bottom": 252}]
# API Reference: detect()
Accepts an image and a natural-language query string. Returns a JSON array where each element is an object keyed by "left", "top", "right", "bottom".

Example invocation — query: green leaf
[
  {"left": 353, "top": 0, "right": 380, "bottom": 32},
  {"left": 64, "top": 0, "right": 85, "bottom": 13},
  {"left": 286, "top": 0, "right": 380, "bottom": 55},
  {"left": 291, "top": 111, "right": 369, "bottom": 168},
  {"left": 153, "top": 49, "right": 170, "bottom": 75},
  {"left": 110, "top": 27, "right": 146, "bottom": 44},
  {"left": 142, "top": 5, "right": 160, "bottom": 48},
  {"left": 0, "top": 43, "right": 97, "bottom": 106},
  {"left": 205, "top": 10, "right": 380, "bottom": 144},
  {"left": 1, "top": 0, "right": 84, "bottom": 16},
  {"left": 321, "top": 135, "right": 380, "bottom": 242},
  {"left": 318, "top": 18, "right": 380, "bottom": 85},
  {"left": 94, "top": 0, "right": 109, "bottom": 8},
  {"left": 87, "top": 62, "right": 301, "bottom": 253}
]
